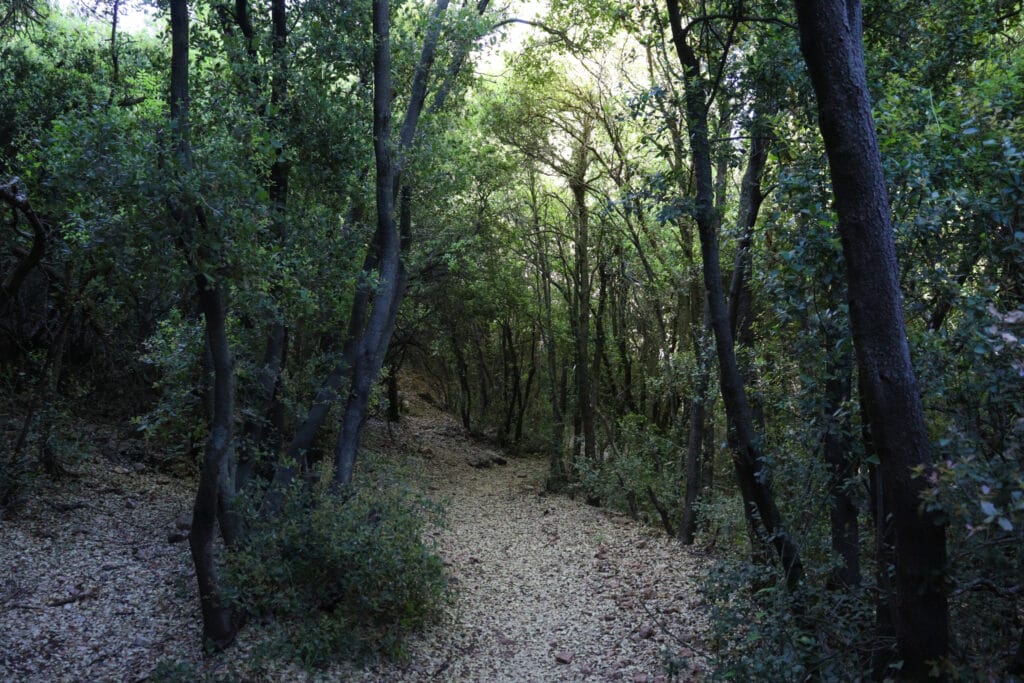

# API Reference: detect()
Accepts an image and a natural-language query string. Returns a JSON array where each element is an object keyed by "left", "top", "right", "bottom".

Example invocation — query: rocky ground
[{"left": 1, "top": 398, "right": 711, "bottom": 682}]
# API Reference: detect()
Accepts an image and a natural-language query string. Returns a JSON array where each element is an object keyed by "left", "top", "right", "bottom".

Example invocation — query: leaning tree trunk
[
  {"left": 169, "top": 0, "right": 237, "bottom": 649},
  {"left": 331, "top": 0, "right": 453, "bottom": 486},
  {"left": 795, "top": 0, "right": 949, "bottom": 675},
  {"left": 666, "top": 0, "right": 803, "bottom": 590}
]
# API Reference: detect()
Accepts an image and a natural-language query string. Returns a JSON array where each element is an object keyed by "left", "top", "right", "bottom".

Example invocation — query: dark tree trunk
[
  {"left": 515, "top": 331, "right": 537, "bottom": 445},
  {"left": 679, "top": 309, "right": 710, "bottom": 545},
  {"left": 0, "top": 180, "right": 48, "bottom": 306},
  {"left": 451, "top": 335, "right": 472, "bottom": 431},
  {"left": 332, "top": 0, "right": 452, "bottom": 485},
  {"left": 726, "top": 130, "right": 767, "bottom": 343},
  {"left": 571, "top": 170, "right": 596, "bottom": 462},
  {"left": 795, "top": 0, "right": 949, "bottom": 674},
  {"left": 678, "top": 360, "right": 707, "bottom": 544},
  {"left": 385, "top": 363, "right": 400, "bottom": 422},
  {"left": 188, "top": 275, "right": 237, "bottom": 649},
  {"left": 666, "top": 0, "right": 803, "bottom": 590},
  {"left": 537, "top": 231, "right": 567, "bottom": 487},
  {"left": 169, "top": 0, "right": 236, "bottom": 648},
  {"left": 823, "top": 344, "right": 859, "bottom": 588}
]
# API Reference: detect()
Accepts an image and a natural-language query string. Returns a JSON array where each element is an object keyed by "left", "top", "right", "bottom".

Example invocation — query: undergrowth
[{"left": 223, "top": 460, "right": 449, "bottom": 669}]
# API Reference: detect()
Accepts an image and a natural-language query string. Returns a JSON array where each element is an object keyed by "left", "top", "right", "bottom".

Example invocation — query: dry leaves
[{"left": 1, "top": 402, "right": 710, "bottom": 681}]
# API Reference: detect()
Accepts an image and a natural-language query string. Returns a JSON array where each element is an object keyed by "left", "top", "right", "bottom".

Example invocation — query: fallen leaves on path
[{"left": 1, "top": 402, "right": 710, "bottom": 681}]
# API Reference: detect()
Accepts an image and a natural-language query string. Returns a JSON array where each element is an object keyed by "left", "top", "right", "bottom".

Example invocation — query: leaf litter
[{"left": 1, "top": 402, "right": 710, "bottom": 681}]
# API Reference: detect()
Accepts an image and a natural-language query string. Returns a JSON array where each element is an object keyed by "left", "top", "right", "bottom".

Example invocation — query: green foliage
[
  {"left": 223, "top": 467, "right": 449, "bottom": 668},
  {"left": 576, "top": 414, "right": 681, "bottom": 524},
  {"left": 133, "top": 309, "right": 206, "bottom": 457},
  {"left": 151, "top": 659, "right": 243, "bottom": 683},
  {"left": 701, "top": 562, "right": 876, "bottom": 682}
]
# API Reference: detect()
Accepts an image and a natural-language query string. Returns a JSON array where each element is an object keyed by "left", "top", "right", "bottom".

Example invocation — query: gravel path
[{"left": 0, "top": 406, "right": 710, "bottom": 682}]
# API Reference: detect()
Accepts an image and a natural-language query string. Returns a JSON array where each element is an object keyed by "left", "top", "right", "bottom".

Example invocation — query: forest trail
[
  {"left": 347, "top": 396, "right": 710, "bottom": 682},
  {"left": 0, "top": 396, "right": 710, "bottom": 682}
]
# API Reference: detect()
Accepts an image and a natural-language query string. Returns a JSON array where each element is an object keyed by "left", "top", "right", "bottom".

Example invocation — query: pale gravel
[{"left": 0, "top": 404, "right": 710, "bottom": 682}]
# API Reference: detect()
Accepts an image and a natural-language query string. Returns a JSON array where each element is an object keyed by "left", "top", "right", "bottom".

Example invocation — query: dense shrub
[
  {"left": 701, "top": 561, "right": 877, "bottom": 681},
  {"left": 575, "top": 414, "right": 681, "bottom": 529},
  {"left": 223, "top": 469, "right": 449, "bottom": 667}
]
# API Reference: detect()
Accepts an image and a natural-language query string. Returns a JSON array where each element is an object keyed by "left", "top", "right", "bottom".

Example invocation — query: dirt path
[
  {"left": 347, "top": 409, "right": 710, "bottom": 682},
  {"left": 0, "top": 407, "right": 710, "bottom": 682}
]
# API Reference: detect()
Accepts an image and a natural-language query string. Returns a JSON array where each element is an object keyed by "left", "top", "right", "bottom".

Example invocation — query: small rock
[
  {"left": 492, "top": 455, "right": 508, "bottom": 466},
  {"left": 554, "top": 651, "right": 574, "bottom": 665},
  {"left": 132, "top": 636, "right": 150, "bottom": 648},
  {"left": 579, "top": 664, "right": 594, "bottom": 676},
  {"left": 167, "top": 531, "right": 189, "bottom": 544},
  {"left": 131, "top": 462, "right": 146, "bottom": 473},
  {"left": 125, "top": 498, "right": 138, "bottom": 509},
  {"left": 174, "top": 514, "right": 192, "bottom": 531},
  {"left": 639, "top": 625, "right": 655, "bottom": 639},
  {"left": 633, "top": 675, "right": 650, "bottom": 683}
]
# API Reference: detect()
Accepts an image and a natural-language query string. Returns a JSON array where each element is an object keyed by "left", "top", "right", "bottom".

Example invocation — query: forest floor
[{"left": 0, "top": 392, "right": 711, "bottom": 682}]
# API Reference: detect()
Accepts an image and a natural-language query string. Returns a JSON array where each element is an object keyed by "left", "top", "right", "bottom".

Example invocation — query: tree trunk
[
  {"left": 169, "top": 0, "right": 236, "bottom": 647},
  {"left": 678, "top": 348, "right": 707, "bottom": 544},
  {"left": 332, "top": 0, "right": 452, "bottom": 485},
  {"left": 571, "top": 164, "right": 596, "bottom": 462},
  {"left": 451, "top": 335, "right": 472, "bottom": 431},
  {"left": 823, "top": 344, "right": 859, "bottom": 588},
  {"left": 189, "top": 274, "right": 237, "bottom": 649},
  {"left": 795, "top": 0, "right": 948, "bottom": 674},
  {"left": 666, "top": 0, "right": 803, "bottom": 590}
]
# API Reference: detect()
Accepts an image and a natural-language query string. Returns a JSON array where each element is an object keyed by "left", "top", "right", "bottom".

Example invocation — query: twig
[
  {"left": 46, "top": 500, "right": 88, "bottom": 513},
  {"left": 638, "top": 596, "right": 701, "bottom": 655},
  {"left": 953, "top": 578, "right": 1023, "bottom": 598}
]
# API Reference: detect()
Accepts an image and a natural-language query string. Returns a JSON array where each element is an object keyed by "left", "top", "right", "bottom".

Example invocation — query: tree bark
[
  {"left": 0, "top": 179, "right": 48, "bottom": 306},
  {"left": 330, "top": 0, "right": 455, "bottom": 486},
  {"left": 570, "top": 147, "right": 596, "bottom": 462},
  {"left": 795, "top": 0, "right": 949, "bottom": 675},
  {"left": 665, "top": 0, "right": 803, "bottom": 590},
  {"left": 823, "top": 343, "right": 859, "bottom": 588},
  {"left": 169, "top": 0, "right": 237, "bottom": 648}
]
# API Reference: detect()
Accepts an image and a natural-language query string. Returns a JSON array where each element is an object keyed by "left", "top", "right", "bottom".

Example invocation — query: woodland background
[{"left": 1, "top": 0, "right": 1023, "bottom": 679}]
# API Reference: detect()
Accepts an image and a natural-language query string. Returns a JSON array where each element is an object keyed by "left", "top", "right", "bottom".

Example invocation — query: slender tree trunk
[
  {"left": 724, "top": 124, "right": 773, "bottom": 563},
  {"left": 538, "top": 239, "right": 567, "bottom": 488},
  {"left": 451, "top": 335, "right": 472, "bottom": 430},
  {"left": 189, "top": 275, "right": 237, "bottom": 648},
  {"left": 795, "top": 1, "right": 948, "bottom": 674},
  {"left": 571, "top": 169, "right": 596, "bottom": 462},
  {"left": 666, "top": 0, "right": 803, "bottom": 590},
  {"left": 823, "top": 343, "right": 859, "bottom": 588},
  {"left": 169, "top": 0, "right": 236, "bottom": 648},
  {"left": 331, "top": 0, "right": 452, "bottom": 486},
  {"left": 679, "top": 328, "right": 708, "bottom": 544}
]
